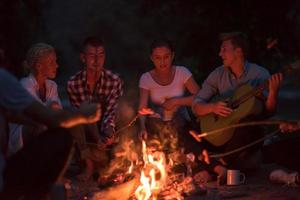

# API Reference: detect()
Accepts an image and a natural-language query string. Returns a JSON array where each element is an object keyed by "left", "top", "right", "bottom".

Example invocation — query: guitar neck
[
  {"left": 230, "top": 81, "right": 268, "bottom": 108},
  {"left": 229, "top": 59, "right": 299, "bottom": 109}
]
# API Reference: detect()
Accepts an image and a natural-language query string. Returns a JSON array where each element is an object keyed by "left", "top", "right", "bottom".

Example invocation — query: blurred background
[{"left": 0, "top": 0, "right": 299, "bottom": 119}]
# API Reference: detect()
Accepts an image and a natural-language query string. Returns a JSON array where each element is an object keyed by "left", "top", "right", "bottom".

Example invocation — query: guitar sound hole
[
  {"left": 214, "top": 114, "right": 219, "bottom": 122},
  {"left": 232, "top": 104, "right": 239, "bottom": 110}
]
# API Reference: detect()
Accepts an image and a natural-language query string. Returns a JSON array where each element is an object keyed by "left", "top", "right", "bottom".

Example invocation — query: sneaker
[{"left": 269, "top": 169, "right": 298, "bottom": 185}]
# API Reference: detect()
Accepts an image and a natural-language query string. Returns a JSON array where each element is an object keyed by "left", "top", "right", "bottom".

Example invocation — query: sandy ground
[{"left": 189, "top": 165, "right": 300, "bottom": 200}]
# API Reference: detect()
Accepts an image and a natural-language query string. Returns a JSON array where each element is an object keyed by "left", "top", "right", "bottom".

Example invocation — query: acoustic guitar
[{"left": 200, "top": 60, "right": 300, "bottom": 146}]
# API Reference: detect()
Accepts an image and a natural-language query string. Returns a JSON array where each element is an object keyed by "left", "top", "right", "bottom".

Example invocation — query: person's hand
[
  {"left": 102, "top": 126, "right": 115, "bottom": 146},
  {"left": 202, "top": 149, "right": 210, "bottom": 164},
  {"left": 211, "top": 101, "right": 233, "bottom": 117},
  {"left": 79, "top": 102, "right": 101, "bottom": 124},
  {"left": 138, "top": 108, "right": 154, "bottom": 116},
  {"left": 47, "top": 101, "right": 62, "bottom": 110},
  {"left": 139, "top": 107, "right": 161, "bottom": 118},
  {"left": 59, "top": 103, "right": 101, "bottom": 128},
  {"left": 162, "top": 98, "right": 178, "bottom": 110},
  {"left": 268, "top": 73, "right": 283, "bottom": 93},
  {"left": 198, "top": 149, "right": 210, "bottom": 164},
  {"left": 139, "top": 129, "right": 148, "bottom": 141},
  {"left": 280, "top": 121, "right": 300, "bottom": 133}
]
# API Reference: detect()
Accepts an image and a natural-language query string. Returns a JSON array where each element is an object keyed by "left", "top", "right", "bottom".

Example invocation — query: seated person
[
  {"left": 138, "top": 39, "right": 225, "bottom": 180},
  {"left": 9, "top": 43, "right": 62, "bottom": 155},
  {"left": 192, "top": 32, "right": 282, "bottom": 173},
  {"left": 67, "top": 36, "right": 123, "bottom": 182},
  {"left": 0, "top": 67, "right": 100, "bottom": 199},
  {"left": 139, "top": 40, "right": 199, "bottom": 145}
]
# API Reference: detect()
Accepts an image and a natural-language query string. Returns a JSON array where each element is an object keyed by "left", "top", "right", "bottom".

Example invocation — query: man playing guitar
[{"left": 192, "top": 32, "right": 282, "bottom": 171}]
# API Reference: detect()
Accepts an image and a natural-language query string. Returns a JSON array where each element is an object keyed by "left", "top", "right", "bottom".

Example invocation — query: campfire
[
  {"left": 91, "top": 108, "right": 207, "bottom": 200},
  {"left": 134, "top": 140, "right": 168, "bottom": 199},
  {"left": 134, "top": 139, "right": 210, "bottom": 200},
  {"left": 91, "top": 136, "right": 207, "bottom": 200}
]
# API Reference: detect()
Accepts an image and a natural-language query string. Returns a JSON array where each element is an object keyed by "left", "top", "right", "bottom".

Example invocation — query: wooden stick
[{"left": 194, "top": 120, "right": 285, "bottom": 139}]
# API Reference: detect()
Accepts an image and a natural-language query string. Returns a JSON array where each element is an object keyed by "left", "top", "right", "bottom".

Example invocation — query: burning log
[{"left": 92, "top": 178, "right": 139, "bottom": 200}]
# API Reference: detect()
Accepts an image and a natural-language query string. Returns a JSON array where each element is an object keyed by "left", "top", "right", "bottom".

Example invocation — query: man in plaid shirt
[{"left": 67, "top": 37, "right": 123, "bottom": 181}]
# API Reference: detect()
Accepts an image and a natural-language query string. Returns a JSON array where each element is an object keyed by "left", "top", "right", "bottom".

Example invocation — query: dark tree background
[{"left": 1, "top": 0, "right": 300, "bottom": 108}]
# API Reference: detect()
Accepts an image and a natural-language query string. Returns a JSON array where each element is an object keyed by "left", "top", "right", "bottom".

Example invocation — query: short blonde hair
[{"left": 25, "top": 43, "right": 54, "bottom": 68}]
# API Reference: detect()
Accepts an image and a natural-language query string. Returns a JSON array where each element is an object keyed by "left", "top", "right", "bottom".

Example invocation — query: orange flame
[
  {"left": 134, "top": 140, "right": 167, "bottom": 200},
  {"left": 128, "top": 161, "right": 134, "bottom": 174}
]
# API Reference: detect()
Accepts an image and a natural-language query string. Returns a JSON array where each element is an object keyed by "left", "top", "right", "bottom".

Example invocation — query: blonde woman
[{"left": 9, "top": 43, "right": 61, "bottom": 155}]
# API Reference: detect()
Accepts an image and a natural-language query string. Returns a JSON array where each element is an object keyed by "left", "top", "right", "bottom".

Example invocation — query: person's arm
[
  {"left": 102, "top": 78, "right": 123, "bottom": 139},
  {"left": 5, "top": 111, "right": 41, "bottom": 127},
  {"left": 0, "top": 69, "right": 100, "bottom": 129},
  {"left": 162, "top": 76, "right": 200, "bottom": 110},
  {"left": 192, "top": 71, "right": 232, "bottom": 117},
  {"left": 23, "top": 101, "right": 101, "bottom": 129},
  {"left": 265, "top": 73, "right": 283, "bottom": 115}
]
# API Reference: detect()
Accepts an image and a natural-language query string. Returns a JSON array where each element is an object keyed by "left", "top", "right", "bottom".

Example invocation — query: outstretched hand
[
  {"left": 138, "top": 108, "right": 154, "bottom": 115},
  {"left": 59, "top": 103, "right": 101, "bottom": 128},
  {"left": 79, "top": 102, "right": 102, "bottom": 124}
]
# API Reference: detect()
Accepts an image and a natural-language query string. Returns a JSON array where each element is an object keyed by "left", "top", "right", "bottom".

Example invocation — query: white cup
[{"left": 227, "top": 169, "right": 246, "bottom": 186}]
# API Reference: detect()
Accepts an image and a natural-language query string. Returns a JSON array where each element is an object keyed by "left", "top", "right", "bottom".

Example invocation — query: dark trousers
[
  {"left": 0, "top": 128, "right": 73, "bottom": 200},
  {"left": 199, "top": 124, "right": 264, "bottom": 170}
]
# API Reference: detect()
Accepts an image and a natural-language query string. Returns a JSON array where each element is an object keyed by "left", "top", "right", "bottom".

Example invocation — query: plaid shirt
[{"left": 67, "top": 69, "right": 123, "bottom": 131}]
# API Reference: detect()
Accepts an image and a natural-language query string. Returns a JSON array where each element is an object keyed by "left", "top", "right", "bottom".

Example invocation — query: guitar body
[{"left": 200, "top": 85, "right": 264, "bottom": 146}]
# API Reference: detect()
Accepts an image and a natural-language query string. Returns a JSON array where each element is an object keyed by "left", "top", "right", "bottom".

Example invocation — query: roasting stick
[
  {"left": 209, "top": 129, "right": 279, "bottom": 158},
  {"left": 86, "top": 108, "right": 155, "bottom": 149},
  {"left": 189, "top": 120, "right": 289, "bottom": 158},
  {"left": 191, "top": 120, "right": 285, "bottom": 140}
]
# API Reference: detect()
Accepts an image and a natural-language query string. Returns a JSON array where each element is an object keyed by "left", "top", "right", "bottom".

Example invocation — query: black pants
[
  {"left": 0, "top": 128, "right": 73, "bottom": 200},
  {"left": 199, "top": 124, "right": 264, "bottom": 170}
]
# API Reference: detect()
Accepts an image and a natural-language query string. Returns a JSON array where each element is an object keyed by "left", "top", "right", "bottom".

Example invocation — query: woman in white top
[
  {"left": 9, "top": 43, "right": 61, "bottom": 154},
  {"left": 139, "top": 39, "right": 227, "bottom": 183},
  {"left": 138, "top": 39, "right": 200, "bottom": 152}
]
